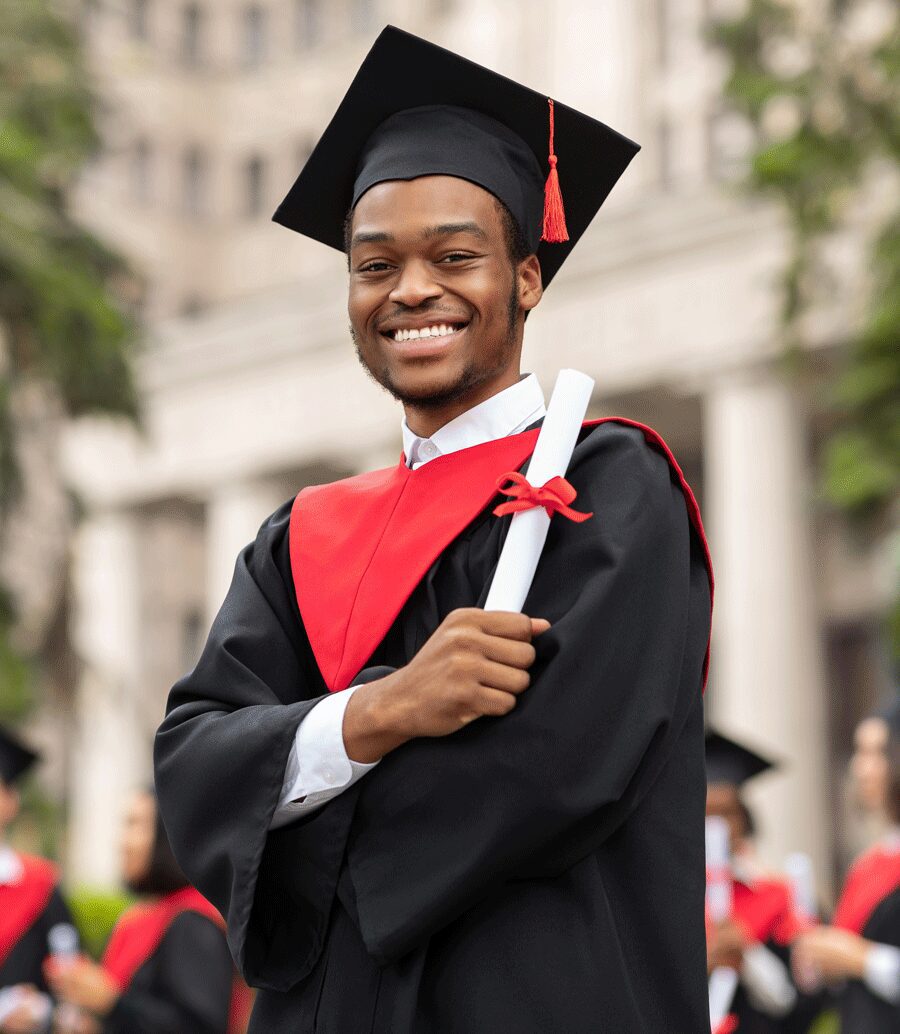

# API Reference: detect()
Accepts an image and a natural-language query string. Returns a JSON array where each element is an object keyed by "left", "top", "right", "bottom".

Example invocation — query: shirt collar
[
  {"left": 0, "top": 844, "right": 23, "bottom": 886},
  {"left": 401, "top": 374, "right": 546, "bottom": 470}
]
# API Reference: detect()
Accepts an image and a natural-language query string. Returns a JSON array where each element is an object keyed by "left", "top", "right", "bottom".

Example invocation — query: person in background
[
  {"left": 0, "top": 726, "right": 76, "bottom": 1034},
  {"left": 705, "top": 729, "right": 813, "bottom": 1033},
  {"left": 46, "top": 789, "right": 243, "bottom": 1034},
  {"left": 794, "top": 699, "right": 900, "bottom": 1031}
]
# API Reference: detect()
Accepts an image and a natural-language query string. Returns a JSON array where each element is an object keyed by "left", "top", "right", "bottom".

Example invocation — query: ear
[{"left": 517, "top": 254, "right": 543, "bottom": 315}]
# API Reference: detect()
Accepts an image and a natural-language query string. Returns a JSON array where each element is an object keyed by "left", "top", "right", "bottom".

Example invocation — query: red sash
[
  {"left": 290, "top": 417, "right": 713, "bottom": 694},
  {"left": 833, "top": 843, "right": 900, "bottom": 935},
  {"left": 101, "top": 886, "right": 224, "bottom": 991},
  {"left": 732, "top": 878, "right": 803, "bottom": 946},
  {"left": 0, "top": 854, "right": 57, "bottom": 966}
]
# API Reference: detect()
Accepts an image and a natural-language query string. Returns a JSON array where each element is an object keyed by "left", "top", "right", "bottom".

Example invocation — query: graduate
[
  {"left": 46, "top": 788, "right": 246, "bottom": 1034},
  {"left": 0, "top": 726, "right": 75, "bottom": 1034},
  {"left": 154, "top": 26, "right": 715, "bottom": 1033},
  {"left": 704, "top": 730, "right": 819, "bottom": 1034},
  {"left": 794, "top": 700, "right": 900, "bottom": 1031}
]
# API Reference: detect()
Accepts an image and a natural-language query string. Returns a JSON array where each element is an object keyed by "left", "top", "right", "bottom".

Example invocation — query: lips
[{"left": 384, "top": 323, "right": 468, "bottom": 355}]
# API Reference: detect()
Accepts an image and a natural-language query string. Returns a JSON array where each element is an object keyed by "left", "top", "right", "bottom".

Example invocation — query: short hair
[{"left": 128, "top": 790, "right": 190, "bottom": 897}]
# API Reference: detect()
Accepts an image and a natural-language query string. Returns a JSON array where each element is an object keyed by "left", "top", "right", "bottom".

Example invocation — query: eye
[
  {"left": 357, "top": 260, "right": 393, "bottom": 273},
  {"left": 439, "top": 252, "right": 474, "bottom": 263}
]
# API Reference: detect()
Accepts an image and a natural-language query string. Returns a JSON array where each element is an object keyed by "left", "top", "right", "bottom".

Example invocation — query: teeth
[{"left": 391, "top": 324, "right": 461, "bottom": 342}]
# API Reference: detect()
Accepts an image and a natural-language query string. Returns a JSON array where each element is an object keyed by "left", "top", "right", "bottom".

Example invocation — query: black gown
[
  {"left": 0, "top": 886, "right": 72, "bottom": 994},
  {"left": 102, "top": 911, "right": 233, "bottom": 1034},
  {"left": 155, "top": 422, "right": 713, "bottom": 1033},
  {"left": 837, "top": 887, "right": 900, "bottom": 1033}
]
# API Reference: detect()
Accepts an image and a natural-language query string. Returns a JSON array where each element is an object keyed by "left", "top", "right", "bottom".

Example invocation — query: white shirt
[
  {"left": 0, "top": 843, "right": 23, "bottom": 885},
  {"left": 270, "top": 374, "right": 547, "bottom": 829}
]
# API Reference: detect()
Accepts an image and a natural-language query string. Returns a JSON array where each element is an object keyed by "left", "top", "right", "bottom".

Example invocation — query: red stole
[
  {"left": 731, "top": 878, "right": 803, "bottom": 946},
  {"left": 832, "top": 842, "right": 900, "bottom": 935},
  {"left": 290, "top": 417, "right": 713, "bottom": 694},
  {"left": 101, "top": 886, "right": 224, "bottom": 991},
  {"left": 0, "top": 854, "right": 57, "bottom": 966}
]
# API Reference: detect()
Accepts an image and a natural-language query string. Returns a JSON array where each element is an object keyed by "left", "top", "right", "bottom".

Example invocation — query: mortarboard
[
  {"left": 273, "top": 25, "right": 640, "bottom": 289},
  {"left": 705, "top": 728, "right": 778, "bottom": 788},
  {"left": 0, "top": 724, "right": 39, "bottom": 786}
]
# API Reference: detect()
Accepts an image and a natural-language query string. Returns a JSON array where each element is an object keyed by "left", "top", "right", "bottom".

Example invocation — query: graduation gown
[
  {"left": 0, "top": 854, "right": 72, "bottom": 994},
  {"left": 99, "top": 887, "right": 236, "bottom": 1034},
  {"left": 155, "top": 420, "right": 714, "bottom": 1033},
  {"left": 832, "top": 843, "right": 900, "bottom": 1032},
  {"left": 721, "top": 877, "right": 813, "bottom": 1034}
]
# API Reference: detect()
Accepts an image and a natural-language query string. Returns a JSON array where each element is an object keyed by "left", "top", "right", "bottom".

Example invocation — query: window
[
  {"left": 295, "top": 0, "right": 322, "bottom": 51},
  {"left": 244, "top": 155, "right": 266, "bottom": 217},
  {"left": 181, "top": 4, "right": 204, "bottom": 68},
  {"left": 129, "top": 0, "right": 150, "bottom": 41},
  {"left": 182, "top": 146, "right": 208, "bottom": 218},
  {"left": 242, "top": 5, "right": 267, "bottom": 69},
  {"left": 131, "top": 138, "right": 153, "bottom": 203}
]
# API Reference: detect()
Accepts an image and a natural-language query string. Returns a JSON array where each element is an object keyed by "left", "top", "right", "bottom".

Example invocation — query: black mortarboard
[
  {"left": 705, "top": 729, "right": 778, "bottom": 787},
  {"left": 0, "top": 724, "right": 39, "bottom": 786},
  {"left": 273, "top": 26, "right": 640, "bottom": 289}
]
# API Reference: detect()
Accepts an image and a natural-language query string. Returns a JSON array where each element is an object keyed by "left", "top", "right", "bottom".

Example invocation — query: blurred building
[{"left": 61, "top": 0, "right": 893, "bottom": 893}]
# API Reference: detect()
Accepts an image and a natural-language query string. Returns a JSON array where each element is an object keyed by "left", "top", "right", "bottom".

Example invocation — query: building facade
[{"left": 63, "top": 0, "right": 892, "bottom": 897}]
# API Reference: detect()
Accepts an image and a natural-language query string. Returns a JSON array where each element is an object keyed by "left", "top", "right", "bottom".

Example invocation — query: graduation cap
[
  {"left": 0, "top": 724, "right": 39, "bottom": 786},
  {"left": 705, "top": 729, "right": 778, "bottom": 787},
  {"left": 273, "top": 25, "right": 640, "bottom": 289}
]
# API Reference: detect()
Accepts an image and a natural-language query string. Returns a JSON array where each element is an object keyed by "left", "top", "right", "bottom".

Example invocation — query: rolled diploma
[
  {"left": 706, "top": 815, "right": 739, "bottom": 1026},
  {"left": 484, "top": 368, "right": 595, "bottom": 613}
]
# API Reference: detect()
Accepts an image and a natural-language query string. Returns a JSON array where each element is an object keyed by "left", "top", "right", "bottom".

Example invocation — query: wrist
[{"left": 343, "top": 675, "right": 411, "bottom": 763}]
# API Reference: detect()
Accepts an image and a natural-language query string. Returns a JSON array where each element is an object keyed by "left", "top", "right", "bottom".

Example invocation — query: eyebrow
[{"left": 350, "top": 221, "right": 488, "bottom": 248}]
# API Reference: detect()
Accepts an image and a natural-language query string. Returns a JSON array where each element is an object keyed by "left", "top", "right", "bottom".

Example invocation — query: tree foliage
[
  {"left": 711, "top": 0, "right": 899, "bottom": 521},
  {"left": 0, "top": 0, "right": 139, "bottom": 715}
]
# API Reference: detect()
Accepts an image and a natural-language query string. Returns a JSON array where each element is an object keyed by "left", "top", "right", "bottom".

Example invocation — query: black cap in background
[
  {"left": 705, "top": 728, "right": 778, "bottom": 788},
  {"left": 0, "top": 725, "right": 39, "bottom": 786}
]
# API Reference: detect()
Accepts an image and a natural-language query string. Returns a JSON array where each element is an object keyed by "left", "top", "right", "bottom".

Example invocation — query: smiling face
[{"left": 347, "top": 175, "right": 542, "bottom": 436}]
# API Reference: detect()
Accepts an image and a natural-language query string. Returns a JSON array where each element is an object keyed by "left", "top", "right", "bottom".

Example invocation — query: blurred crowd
[{"left": 1, "top": 697, "right": 898, "bottom": 1034}]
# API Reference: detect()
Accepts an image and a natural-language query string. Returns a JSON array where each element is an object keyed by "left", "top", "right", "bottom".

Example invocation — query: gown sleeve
[
  {"left": 345, "top": 423, "right": 713, "bottom": 963},
  {"left": 153, "top": 502, "right": 357, "bottom": 991},
  {"left": 102, "top": 913, "right": 232, "bottom": 1034}
]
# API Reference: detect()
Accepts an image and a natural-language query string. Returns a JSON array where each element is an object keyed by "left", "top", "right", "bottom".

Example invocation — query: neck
[{"left": 403, "top": 369, "right": 523, "bottom": 439}]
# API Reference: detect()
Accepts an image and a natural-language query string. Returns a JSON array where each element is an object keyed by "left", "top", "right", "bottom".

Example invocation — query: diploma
[
  {"left": 484, "top": 368, "right": 595, "bottom": 613},
  {"left": 706, "top": 816, "right": 739, "bottom": 1028}
]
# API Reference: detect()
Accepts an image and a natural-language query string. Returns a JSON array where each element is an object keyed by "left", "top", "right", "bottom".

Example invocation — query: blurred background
[{"left": 1, "top": 0, "right": 897, "bottom": 942}]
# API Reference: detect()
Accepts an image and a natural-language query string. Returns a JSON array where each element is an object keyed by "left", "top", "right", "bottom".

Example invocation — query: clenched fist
[{"left": 343, "top": 608, "right": 550, "bottom": 763}]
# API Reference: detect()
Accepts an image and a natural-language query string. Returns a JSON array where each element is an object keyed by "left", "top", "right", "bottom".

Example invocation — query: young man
[
  {"left": 0, "top": 727, "right": 75, "bottom": 1034},
  {"left": 155, "top": 27, "right": 714, "bottom": 1033}
]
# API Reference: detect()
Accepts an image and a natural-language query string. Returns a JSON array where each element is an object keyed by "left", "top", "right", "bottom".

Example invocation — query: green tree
[
  {"left": 711, "top": 0, "right": 898, "bottom": 650},
  {"left": 0, "top": 0, "right": 139, "bottom": 716}
]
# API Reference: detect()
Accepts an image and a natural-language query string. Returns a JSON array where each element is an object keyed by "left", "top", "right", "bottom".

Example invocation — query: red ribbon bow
[
  {"left": 714, "top": 1016, "right": 739, "bottom": 1034},
  {"left": 492, "top": 472, "right": 593, "bottom": 523}
]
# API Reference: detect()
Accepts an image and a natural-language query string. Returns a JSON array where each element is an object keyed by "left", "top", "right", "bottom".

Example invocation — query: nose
[{"left": 388, "top": 259, "right": 442, "bottom": 309}]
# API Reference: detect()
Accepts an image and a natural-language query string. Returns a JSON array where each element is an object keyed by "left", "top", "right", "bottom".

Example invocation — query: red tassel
[{"left": 541, "top": 98, "right": 569, "bottom": 243}]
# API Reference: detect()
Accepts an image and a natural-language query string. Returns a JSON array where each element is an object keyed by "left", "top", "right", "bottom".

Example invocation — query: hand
[
  {"left": 52, "top": 1009, "right": 100, "bottom": 1034},
  {"left": 793, "top": 926, "right": 870, "bottom": 982},
  {"left": 343, "top": 608, "right": 551, "bottom": 762},
  {"left": 0, "top": 986, "right": 49, "bottom": 1034},
  {"left": 44, "top": 956, "right": 119, "bottom": 1018},
  {"left": 707, "top": 919, "right": 749, "bottom": 973}
]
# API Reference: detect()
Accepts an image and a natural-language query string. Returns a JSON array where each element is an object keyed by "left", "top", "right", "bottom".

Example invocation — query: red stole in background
[
  {"left": 0, "top": 854, "right": 57, "bottom": 966},
  {"left": 833, "top": 842, "right": 900, "bottom": 935}
]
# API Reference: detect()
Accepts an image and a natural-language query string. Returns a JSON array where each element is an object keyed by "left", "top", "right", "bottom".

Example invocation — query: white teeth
[{"left": 391, "top": 324, "right": 462, "bottom": 342}]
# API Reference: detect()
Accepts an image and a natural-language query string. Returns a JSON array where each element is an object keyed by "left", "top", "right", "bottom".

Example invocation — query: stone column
[
  {"left": 704, "top": 370, "right": 831, "bottom": 891},
  {"left": 68, "top": 511, "right": 145, "bottom": 886},
  {"left": 205, "top": 479, "right": 288, "bottom": 625}
]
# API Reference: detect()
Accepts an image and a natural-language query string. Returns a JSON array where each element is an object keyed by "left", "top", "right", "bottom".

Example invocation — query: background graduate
[
  {"left": 46, "top": 789, "right": 243, "bottom": 1034},
  {"left": 794, "top": 699, "right": 900, "bottom": 1030},
  {"left": 155, "top": 26, "right": 715, "bottom": 1033},
  {"left": 704, "top": 730, "right": 821, "bottom": 1034},
  {"left": 0, "top": 726, "right": 76, "bottom": 1034}
]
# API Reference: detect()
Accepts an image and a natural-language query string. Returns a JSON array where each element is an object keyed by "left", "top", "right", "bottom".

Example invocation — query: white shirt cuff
[
  {"left": 270, "top": 686, "right": 378, "bottom": 829},
  {"left": 864, "top": 942, "right": 900, "bottom": 1005},
  {"left": 741, "top": 942, "right": 797, "bottom": 1017}
]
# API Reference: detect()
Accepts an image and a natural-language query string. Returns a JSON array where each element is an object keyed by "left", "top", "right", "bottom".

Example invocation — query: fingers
[
  {"left": 477, "top": 659, "right": 531, "bottom": 694},
  {"left": 453, "top": 608, "right": 551, "bottom": 641},
  {"left": 478, "top": 632, "right": 536, "bottom": 669}
]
